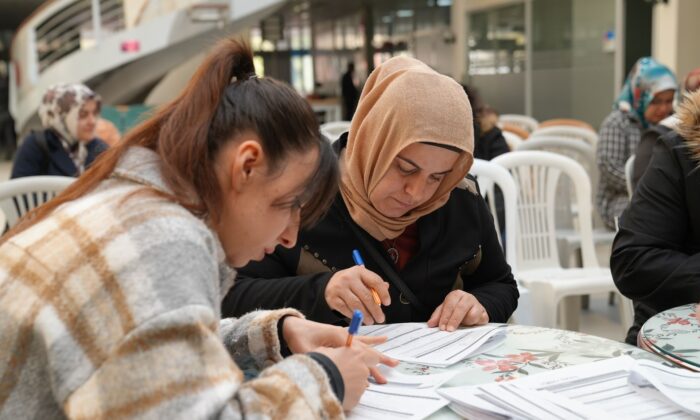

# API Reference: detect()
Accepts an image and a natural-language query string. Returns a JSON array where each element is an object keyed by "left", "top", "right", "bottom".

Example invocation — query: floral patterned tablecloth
[
  {"left": 395, "top": 324, "right": 666, "bottom": 419},
  {"left": 640, "top": 303, "right": 700, "bottom": 371}
]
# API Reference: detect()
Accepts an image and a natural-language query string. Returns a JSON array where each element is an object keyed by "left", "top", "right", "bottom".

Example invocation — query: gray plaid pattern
[{"left": 596, "top": 109, "right": 642, "bottom": 229}]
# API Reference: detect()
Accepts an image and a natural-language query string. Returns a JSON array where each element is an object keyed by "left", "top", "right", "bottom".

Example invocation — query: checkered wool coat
[{"left": 0, "top": 147, "right": 343, "bottom": 419}]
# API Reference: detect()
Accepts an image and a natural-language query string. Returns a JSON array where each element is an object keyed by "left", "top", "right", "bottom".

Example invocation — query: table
[
  {"left": 394, "top": 324, "right": 666, "bottom": 419},
  {"left": 639, "top": 303, "right": 700, "bottom": 371}
]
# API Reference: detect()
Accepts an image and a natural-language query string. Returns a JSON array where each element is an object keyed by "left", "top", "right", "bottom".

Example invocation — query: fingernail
[
  {"left": 447, "top": 326, "right": 455, "bottom": 332},
  {"left": 440, "top": 324, "right": 445, "bottom": 330}
]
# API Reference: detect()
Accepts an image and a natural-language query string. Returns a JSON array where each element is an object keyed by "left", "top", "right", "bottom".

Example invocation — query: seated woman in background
[
  {"left": 11, "top": 83, "right": 108, "bottom": 178},
  {"left": 631, "top": 66, "right": 700, "bottom": 190},
  {"left": 0, "top": 38, "right": 396, "bottom": 418},
  {"left": 611, "top": 89, "right": 700, "bottom": 346},
  {"left": 462, "top": 84, "right": 509, "bottom": 160},
  {"left": 223, "top": 56, "right": 518, "bottom": 331},
  {"left": 596, "top": 57, "right": 677, "bottom": 228}
]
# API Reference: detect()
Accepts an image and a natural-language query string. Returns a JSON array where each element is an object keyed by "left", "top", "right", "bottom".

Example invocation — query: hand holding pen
[
  {"left": 352, "top": 249, "right": 382, "bottom": 306},
  {"left": 323, "top": 250, "right": 391, "bottom": 325},
  {"left": 346, "top": 309, "right": 364, "bottom": 346}
]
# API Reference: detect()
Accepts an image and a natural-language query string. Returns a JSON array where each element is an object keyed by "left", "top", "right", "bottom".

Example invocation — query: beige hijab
[{"left": 340, "top": 56, "right": 474, "bottom": 241}]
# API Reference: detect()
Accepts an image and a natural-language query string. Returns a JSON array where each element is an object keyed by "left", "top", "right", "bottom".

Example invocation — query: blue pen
[
  {"left": 352, "top": 249, "right": 382, "bottom": 305},
  {"left": 345, "top": 309, "right": 363, "bottom": 346}
]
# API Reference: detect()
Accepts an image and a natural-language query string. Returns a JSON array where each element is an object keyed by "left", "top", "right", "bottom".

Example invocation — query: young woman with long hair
[{"left": 0, "top": 38, "right": 395, "bottom": 419}]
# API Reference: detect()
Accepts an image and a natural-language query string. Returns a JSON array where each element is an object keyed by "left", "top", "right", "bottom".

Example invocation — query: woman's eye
[
  {"left": 398, "top": 164, "right": 414, "bottom": 174},
  {"left": 275, "top": 198, "right": 302, "bottom": 210},
  {"left": 429, "top": 175, "right": 444, "bottom": 183}
]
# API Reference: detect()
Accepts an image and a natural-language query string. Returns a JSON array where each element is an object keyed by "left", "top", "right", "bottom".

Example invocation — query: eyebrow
[{"left": 397, "top": 155, "right": 453, "bottom": 175}]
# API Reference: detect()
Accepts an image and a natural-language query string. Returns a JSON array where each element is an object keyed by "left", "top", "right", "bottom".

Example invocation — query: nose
[
  {"left": 403, "top": 176, "right": 428, "bottom": 202},
  {"left": 663, "top": 102, "right": 674, "bottom": 115},
  {"left": 278, "top": 211, "right": 301, "bottom": 249}
]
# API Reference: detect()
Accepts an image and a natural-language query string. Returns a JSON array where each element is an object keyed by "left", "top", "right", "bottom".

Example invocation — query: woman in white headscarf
[{"left": 11, "top": 83, "right": 108, "bottom": 178}]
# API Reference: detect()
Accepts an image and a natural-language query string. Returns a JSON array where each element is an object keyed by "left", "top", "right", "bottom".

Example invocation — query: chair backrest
[
  {"left": 624, "top": 154, "right": 635, "bottom": 197},
  {"left": 538, "top": 118, "right": 595, "bottom": 133},
  {"left": 515, "top": 136, "right": 596, "bottom": 181},
  {"left": 0, "top": 176, "right": 75, "bottom": 228},
  {"left": 470, "top": 159, "right": 518, "bottom": 271},
  {"left": 320, "top": 121, "right": 352, "bottom": 141},
  {"left": 501, "top": 123, "right": 530, "bottom": 141},
  {"left": 530, "top": 125, "right": 599, "bottom": 149},
  {"left": 502, "top": 131, "right": 523, "bottom": 151},
  {"left": 499, "top": 114, "right": 539, "bottom": 133},
  {"left": 492, "top": 151, "right": 599, "bottom": 271},
  {"left": 515, "top": 136, "right": 594, "bottom": 165}
]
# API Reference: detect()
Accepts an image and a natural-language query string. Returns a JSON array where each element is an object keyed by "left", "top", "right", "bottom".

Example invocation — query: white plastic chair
[
  {"left": 625, "top": 154, "right": 636, "bottom": 197},
  {"left": 530, "top": 125, "right": 599, "bottom": 149},
  {"left": 499, "top": 114, "right": 539, "bottom": 134},
  {"left": 502, "top": 131, "right": 523, "bottom": 151},
  {"left": 0, "top": 176, "right": 74, "bottom": 228},
  {"left": 515, "top": 136, "right": 615, "bottom": 268},
  {"left": 491, "top": 151, "right": 632, "bottom": 330},
  {"left": 320, "top": 121, "right": 352, "bottom": 141},
  {"left": 471, "top": 159, "right": 533, "bottom": 325}
]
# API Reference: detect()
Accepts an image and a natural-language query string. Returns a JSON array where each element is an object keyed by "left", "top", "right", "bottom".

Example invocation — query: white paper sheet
[
  {"left": 359, "top": 323, "right": 506, "bottom": 367},
  {"left": 438, "top": 356, "right": 698, "bottom": 420},
  {"left": 346, "top": 384, "right": 449, "bottom": 420},
  {"left": 372, "top": 363, "right": 463, "bottom": 389},
  {"left": 629, "top": 359, "right": 700, "bottom": 416}
]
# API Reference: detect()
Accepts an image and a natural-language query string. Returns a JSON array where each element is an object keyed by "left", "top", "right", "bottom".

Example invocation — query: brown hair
[{"left": 2, "top": 38, "right": 338, "bottom": 242}]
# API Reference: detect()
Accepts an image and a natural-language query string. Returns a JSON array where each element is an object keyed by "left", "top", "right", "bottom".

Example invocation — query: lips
[{"left": 393, "top": 197, "right": 414, "bottom": 209}]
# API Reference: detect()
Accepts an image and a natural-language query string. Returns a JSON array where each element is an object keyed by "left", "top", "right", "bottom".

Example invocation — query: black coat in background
[
  {"left": 473, "top": 123, "right": 509, "bottom": 161},
  {"left": 341, "top": 71, "right": 359, "bottom": 121},
  {"left": 612, "top": 131, "right": 700, "bottom": 345},
  {"left": 222, "top": 134, "right": 519, "bottom": 325},
  {"left": 11, "top": 130, "right": 108, "bottom": 179}
]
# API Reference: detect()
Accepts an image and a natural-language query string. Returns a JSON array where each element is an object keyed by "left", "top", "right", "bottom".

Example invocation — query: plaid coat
[
  {"left": 0, "top": 147, "right": 343, "bottom": 419},
  {"left": 596, "top": 109, "right": 643, "bottom": 229}
]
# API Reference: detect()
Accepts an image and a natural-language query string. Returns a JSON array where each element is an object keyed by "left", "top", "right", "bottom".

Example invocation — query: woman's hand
[
  {"left": 324, "top": 266, "right": 391, "bottom": 325},
  {"left": 313, "top": 344, "right": 398, "bottom": 410},
  {"left": 282, "top": 317, "right": 399, "bottom": 410},
  {"left": 282, "top": 316, "right": 388, "bottom": 353},
  {"left": 427, "top": 290, "right": 489, "bottom": 331}
]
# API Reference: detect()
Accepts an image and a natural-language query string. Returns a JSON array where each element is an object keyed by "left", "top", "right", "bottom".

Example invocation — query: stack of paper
[
  {"left": 438, "top": 356, "right": 700, "bottom": 419},
  {"left": 345, "top": 323, "right": 506, "bottom": 419},
  {"left": 359, "top": 323, "right": 506, "bottom": 367},
  {"left": 346, "top": 384, "right": 449, "bottom": 420}
]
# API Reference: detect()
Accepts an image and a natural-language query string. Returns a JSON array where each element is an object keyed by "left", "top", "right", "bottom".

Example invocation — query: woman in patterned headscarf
[
  {"left": 596, "top": 57, "right": 677, "bottom": 229},
  {"left": 11, "top": 83, "right": 108, "bottom": 178}
]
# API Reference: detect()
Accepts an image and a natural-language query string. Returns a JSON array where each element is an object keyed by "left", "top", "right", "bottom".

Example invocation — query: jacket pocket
[{"left": 459, "top": 245, "right": 483, "bottom": 277}]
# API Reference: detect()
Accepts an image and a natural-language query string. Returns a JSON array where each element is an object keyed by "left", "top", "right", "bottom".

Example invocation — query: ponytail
[{"left": 2, "top": 37, "right": 338, "bottom": 243}]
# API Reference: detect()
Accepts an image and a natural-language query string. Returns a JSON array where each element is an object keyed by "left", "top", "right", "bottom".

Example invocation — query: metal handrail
[{"left": 33, "top": 0, "right": 126, "bottom": 73}]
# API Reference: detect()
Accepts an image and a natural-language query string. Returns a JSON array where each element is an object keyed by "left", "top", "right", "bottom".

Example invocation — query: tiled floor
[
  {"left": 578, "top": 293, "right": 627, "bottom": 342},
  {"left": 0, "top": 159, "right": 628, "bottom": 343}
]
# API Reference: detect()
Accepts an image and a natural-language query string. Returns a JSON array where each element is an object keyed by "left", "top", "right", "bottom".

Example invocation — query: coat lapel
[{"left": 46, "top": 132, "right": 78, "bottom": 176}]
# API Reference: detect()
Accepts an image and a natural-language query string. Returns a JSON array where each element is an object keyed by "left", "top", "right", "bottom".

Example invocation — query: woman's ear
[{"left": 229, "top": 140, "right": 265, "bottom": 192}]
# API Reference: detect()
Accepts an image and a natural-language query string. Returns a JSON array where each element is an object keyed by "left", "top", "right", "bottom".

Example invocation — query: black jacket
[
  {"left": 474, "top": 123, "right": 509, "bottom": 161},
  {"left": 222, "top": 135, "right": 518, "bottom": 325},
  {"left": 612, "top": 131, "right": 700, "bottom": 345},
  {"left": 631, "top": 124, "right": 673, "bottom": 191},
  {"left": 11, "top": 130, "right": 108, "bottom": 179}
]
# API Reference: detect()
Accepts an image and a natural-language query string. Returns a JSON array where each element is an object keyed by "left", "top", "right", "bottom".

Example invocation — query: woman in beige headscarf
[{"left": 224, "top": 56, "right": 518, "bottom": 330}]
